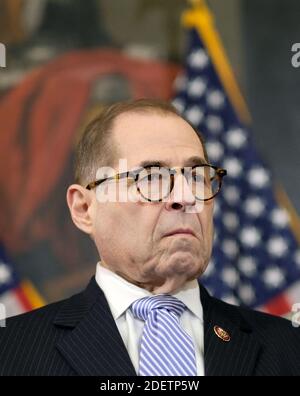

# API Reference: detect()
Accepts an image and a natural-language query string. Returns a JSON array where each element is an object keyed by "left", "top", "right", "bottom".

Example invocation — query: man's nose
[{"left": 165, "top": 173, "right": 196, "bottom": 211}]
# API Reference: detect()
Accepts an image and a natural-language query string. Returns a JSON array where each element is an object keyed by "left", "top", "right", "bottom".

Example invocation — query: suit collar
[
  {"left": 199, "top": 283, "right": 261, "bottom": 376},
  {"left": 54, "top": 277, "right": 136, "bottom": 376},
  {"left": 96, "top": 263, "right": 203, "bottom": 322}
]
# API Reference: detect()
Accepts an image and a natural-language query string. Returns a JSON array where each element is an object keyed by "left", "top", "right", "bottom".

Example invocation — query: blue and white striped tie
[{"left": 131, "top": 295, "right": 197, "bottom": 376}]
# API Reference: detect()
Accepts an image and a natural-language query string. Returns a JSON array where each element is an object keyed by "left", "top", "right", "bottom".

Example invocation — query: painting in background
[{"left": 0, "top": 0, "right": 182, "bottom": 302}]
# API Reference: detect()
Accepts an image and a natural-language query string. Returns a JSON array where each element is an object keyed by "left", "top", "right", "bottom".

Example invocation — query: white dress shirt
[{"left": 95, "top": 262, "right": 205, "bottom": 376}]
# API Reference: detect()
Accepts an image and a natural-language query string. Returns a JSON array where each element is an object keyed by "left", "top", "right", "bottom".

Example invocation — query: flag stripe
[
  {"left": 263, "top": 293, "right": 291, "bottom": 317},
  {"left": 0, "top": 244, "right": 45, "bottom": 317}
]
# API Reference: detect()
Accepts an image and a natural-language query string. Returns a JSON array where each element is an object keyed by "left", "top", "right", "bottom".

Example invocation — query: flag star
[
  {"left": 263, "top": 267, "right": 285, "bottom": 288},
  {"left": 267, "top": 236, "right": 288, "bottom": 258},
  {"left": 206, "top": 141, "right": 224, "bottom": 162},
  {"left": 206, "top": 89, "right": 225, "bottom": 109},
  {"left": 202, "top": 259, "right": 215, "bottom": 278},
  {"left": 205, "top": 286, "right": 215, "bottom": 296},
  {"left": 240, "top": 227, "right": 261, "bottom": 247},
  {"left": 205, "top": 115, "right": 223, "bottom": 133},
  {"left": 226, "top": 127, "right": 247, "bottom": 149},
  {"left": 244, "top": 197, "right": 265, "bottom": 217},
  {"left": 270, "top": 208, "right": 289, "bottom": 228},
  {"left": 238, "top": 256, "right": 257, "bottom": 277},
  {"left": 238, "top": 284, "right": 255, "bottom": 305},
  {"left": 0, "top": 263, "right": 12, "bottom": 285},
  {"left": 185, "top": 106, "right": 204, "bottom": 125},
  {"left": 294, "top": 250, "right": 300, "bottom": 268},
  {"left": 213, "top": 199, "right": 220, "bottom": 216},
  {"left": 188, "top": 49, "right": 209, "bottom": 69},
  {"left": 223, "top": 185, "right": 240, "bottom": 205},
  {"left": 222, "top": 267, "right": 239, "bottom": 287},
  {"left": 222, "top": 294, "right": 239, "bottom": 306},
  {"left": 223, "top": 158, "right": 243, "bottom": 178},
  {"left": 214, "top": 200, "right": 220, "bottom": 213},
  {"left": 187, "top": 77, "right": 207, "bottom": 97},
  {"left": 172, "top": 98, "right": 185, "bottom": 114},
  {"left": 174, "top": 73, "right": 188, "bottom": 92},
  {"left": 248, "top": 167, "right": 270, "bottom": 189},
  {"left": 223, "top": 212, "right": 239, "bottom": 231},
  {"left": 222, "top": 239, "right": 239, "bottom": 259},
  {"left": 213, "top": 230, "right": 218, "bottom": 243}
]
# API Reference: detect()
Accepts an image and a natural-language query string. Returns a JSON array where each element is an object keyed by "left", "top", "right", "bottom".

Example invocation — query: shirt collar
[{"left": 95, "top": 262, "right": 203, "bottom": 322}]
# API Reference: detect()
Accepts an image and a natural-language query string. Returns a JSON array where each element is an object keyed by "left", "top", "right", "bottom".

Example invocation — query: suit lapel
[
  {"left": 54, "top": 278, "right": 136, "bottom": 376},
  {"left": 54, "top": 277, "right": 261, "bottom": 376},
  {"left": 200, "top": 284, "right": 261, "bottom": 376}
]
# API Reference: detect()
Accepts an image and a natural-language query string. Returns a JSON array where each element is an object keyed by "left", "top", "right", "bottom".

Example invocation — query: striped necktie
[{"left": 131, "top": 294, "right": 197, "bottom": 376}]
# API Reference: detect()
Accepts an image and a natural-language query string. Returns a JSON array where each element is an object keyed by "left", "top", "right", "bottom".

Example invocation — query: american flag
[
  {"left": 0, "top": 244, "right": 43, "bottom": 319},
  {"left": 173, "top": 21, "right": 300, "bottom": 315}
]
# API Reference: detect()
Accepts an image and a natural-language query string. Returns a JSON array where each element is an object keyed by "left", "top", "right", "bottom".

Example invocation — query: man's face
[{"left": 91, "top": 111, "right": 214, "bottom": 293}]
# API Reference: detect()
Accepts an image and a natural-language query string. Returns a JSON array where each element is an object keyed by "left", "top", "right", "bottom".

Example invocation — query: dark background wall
[{"left": 241, "top": 0, "right": 300, "bottom": 213}]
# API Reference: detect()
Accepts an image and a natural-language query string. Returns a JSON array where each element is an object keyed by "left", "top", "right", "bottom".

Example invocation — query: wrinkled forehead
[{"left": 111, "top": 112, "right": 206, "bottom": 169}]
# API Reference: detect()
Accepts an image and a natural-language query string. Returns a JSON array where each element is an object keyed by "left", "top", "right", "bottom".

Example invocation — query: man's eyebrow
[{"left": 138, "top": 156, "right": 208, "bottom": 168}]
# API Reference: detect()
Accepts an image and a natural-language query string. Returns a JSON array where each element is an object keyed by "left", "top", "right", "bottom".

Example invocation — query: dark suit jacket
[{"left": 0, "top": 277, "right": 299, "bottom": 376}]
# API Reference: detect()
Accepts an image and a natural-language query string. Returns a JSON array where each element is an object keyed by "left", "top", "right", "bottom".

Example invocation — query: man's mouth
[{"left": 164, "top": 228, "right": 196, "bottom": 238}]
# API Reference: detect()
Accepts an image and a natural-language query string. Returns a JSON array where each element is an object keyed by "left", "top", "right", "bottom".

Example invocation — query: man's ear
[{"left": 66, "top": 184, "right": 95, "bottom": 235}]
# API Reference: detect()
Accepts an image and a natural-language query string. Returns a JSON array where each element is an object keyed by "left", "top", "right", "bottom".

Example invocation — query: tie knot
[{"left": 131, "top": 294, "right": 186, "bottom": 321}]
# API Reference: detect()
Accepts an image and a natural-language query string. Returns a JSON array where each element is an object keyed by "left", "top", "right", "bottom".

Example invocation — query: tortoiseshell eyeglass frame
[{"left": 86, "top": 164, "right": 227, "bottom": 202}]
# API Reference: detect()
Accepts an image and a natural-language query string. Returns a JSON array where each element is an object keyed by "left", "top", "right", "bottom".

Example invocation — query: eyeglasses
[{"left": 86, "top": 164, "right": 227, "bottom": 202}]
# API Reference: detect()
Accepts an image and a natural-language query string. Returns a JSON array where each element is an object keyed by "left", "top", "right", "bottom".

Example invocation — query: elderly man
[{"left": 0, "top": 99, "right": 299, "bottom": 376}]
